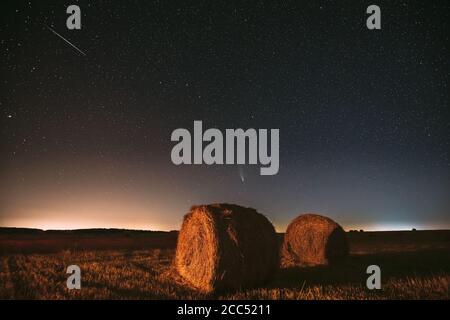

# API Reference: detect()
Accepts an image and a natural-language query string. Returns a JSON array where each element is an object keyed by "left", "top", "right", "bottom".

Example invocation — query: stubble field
[{"left": 0, "top": 229, "right": 449, "bottom": 300}]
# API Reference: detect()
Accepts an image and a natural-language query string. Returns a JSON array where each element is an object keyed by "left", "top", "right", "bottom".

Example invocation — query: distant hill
[
  {"left": 0, "top": 227, "right": 179, "bottom": 254},
  {"left": 0, "top": 227, "right": 449, "bottom": 255},
  {"left": 0, "top": 227, "right": 45, "bottom": 235},
  {"left": 0, "top": 227, "right": 178, "bottom": 236}
]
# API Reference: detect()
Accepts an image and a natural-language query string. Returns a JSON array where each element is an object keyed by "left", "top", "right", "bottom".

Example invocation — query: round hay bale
[
  {"left": 281, "top": 213, "right": 348, "bottom": 267},
  {"left": 175, "top": 203, "right": 278, "bottom": 293}
]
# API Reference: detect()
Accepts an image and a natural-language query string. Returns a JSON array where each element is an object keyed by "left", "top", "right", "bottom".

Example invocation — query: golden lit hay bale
[
  {"left": 175, "top": 203, "right": 278, "bottom": 293},
  {"left": 281, "top": 213, "right": 348, "bottom": 267}
]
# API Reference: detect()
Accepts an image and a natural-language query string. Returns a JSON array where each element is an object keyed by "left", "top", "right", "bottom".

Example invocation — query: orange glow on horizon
[
  {"left": 2, "top": 217, "right": 449, "bottom": 232},
  {"left": 1, "top": 219, "right": 171, "bottom": 232}
]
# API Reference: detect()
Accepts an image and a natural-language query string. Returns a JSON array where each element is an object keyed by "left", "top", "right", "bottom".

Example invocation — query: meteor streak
[{"left": 45, "top": 24, "right": 86, "bottom": 56}]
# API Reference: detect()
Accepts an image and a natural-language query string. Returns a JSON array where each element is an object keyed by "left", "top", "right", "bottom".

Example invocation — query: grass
[{"left": 0, "top": 230, "right": 449, "bottom": 299}]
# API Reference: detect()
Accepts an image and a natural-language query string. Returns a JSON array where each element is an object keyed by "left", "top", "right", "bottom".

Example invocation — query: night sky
[{"left": 1, "top": 1, "right": 449, "bottom": 231}]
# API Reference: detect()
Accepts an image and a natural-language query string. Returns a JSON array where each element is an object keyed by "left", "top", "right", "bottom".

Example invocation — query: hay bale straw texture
[
  {"left": 281, "top": 213, "right": 348, "bottom": 267},
  {"left": 175, "top": 203, "right": 278, "bottom": 293}
]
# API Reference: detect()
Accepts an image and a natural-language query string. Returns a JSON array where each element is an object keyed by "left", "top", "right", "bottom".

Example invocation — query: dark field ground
[{"left": 0, "top": 228, "right": 449, "bottom": 299}]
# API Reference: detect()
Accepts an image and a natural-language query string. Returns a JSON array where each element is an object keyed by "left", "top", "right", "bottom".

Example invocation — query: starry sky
[{"left": 1, "top": 1, "right": 449, "bottom": 231}]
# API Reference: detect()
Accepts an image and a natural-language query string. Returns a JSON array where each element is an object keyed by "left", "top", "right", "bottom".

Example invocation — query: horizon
[
  {"left": 2, "top": 221, "right": 450, "bottom": 233},
  {"left": 2, "top": 226, "right": 450, "bottom": 233}
]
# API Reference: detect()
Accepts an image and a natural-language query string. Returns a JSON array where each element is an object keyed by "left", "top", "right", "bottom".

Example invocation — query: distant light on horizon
[
  {"left": 343, "top": 222, "right": 450, "bottom": 232},
  {"left": 0, "top": 209, "right": 175, "bottom": 232}
]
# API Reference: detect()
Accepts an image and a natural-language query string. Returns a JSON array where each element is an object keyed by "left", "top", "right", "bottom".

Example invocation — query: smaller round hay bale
[
  {"left": 175, "top": 203, "right": 278, "bottom": 293},
  {"left": 281, "top": 213, "right": 348, "bottom": 267}
]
